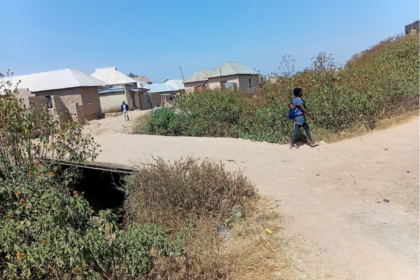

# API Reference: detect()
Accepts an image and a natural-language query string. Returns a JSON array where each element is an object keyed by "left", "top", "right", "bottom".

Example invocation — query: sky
[{"left": 1, "top": 0, "right": 418, "bottom": 82}]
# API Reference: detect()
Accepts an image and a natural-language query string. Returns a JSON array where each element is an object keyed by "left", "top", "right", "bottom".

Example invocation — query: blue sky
[{"left": 1, "top": 0, "right": 418, "bottom": 82}]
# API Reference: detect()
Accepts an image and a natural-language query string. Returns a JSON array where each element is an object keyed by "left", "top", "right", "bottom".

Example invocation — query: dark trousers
[{"left": 292, "top": 122, "right": 313, "bottom": 144}]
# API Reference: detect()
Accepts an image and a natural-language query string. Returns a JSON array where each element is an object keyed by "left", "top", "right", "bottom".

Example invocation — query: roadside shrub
[
  {"left": 0, "top": 74, "right": 181, "bottom": 279},
  {"left": 142, "top": 34, "right": 419, "bottom": 143},
  {"left": 124, "top": 157, "right": 257, "bottom": 233},
  {"left": 124, "top": 157, "right": 259, "bottom": 279}
]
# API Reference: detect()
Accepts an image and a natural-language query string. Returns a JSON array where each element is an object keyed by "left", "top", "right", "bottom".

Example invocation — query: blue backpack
[{"left": 288, "top": 107, "right": 303, "bottom": 119}]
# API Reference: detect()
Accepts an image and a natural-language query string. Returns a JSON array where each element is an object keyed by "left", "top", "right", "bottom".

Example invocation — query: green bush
[
  {"left": 0, "top": 75, "right": 181, "bottom": 279},
  {"left": 142, "top": 34, "right": 419, "bottom": 143}
]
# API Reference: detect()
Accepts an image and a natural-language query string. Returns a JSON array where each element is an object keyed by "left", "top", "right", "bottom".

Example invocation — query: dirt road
[{"left": 86, "top": 112, "right": 419, "bottom": 280}]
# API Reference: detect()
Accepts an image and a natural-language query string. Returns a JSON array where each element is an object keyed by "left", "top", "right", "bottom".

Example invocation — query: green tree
[{"left": 127, "top": 73, "right": 138, "bottom": 78}]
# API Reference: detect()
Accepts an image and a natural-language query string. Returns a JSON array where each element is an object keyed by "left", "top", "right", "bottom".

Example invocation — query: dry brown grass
[
  {"left": 146, "top": 197, "right": 297, "bottom": 280},
  {"left": 124, "top": 158, "right": 297, "bottom": 279},
  {"left": 312, "top": 109, "right": 419, "bottom": 143},
  {"left": 132, "top": 112, "right": 151, "bottom": 134},
  {"left": 124, "top": 157, "right": 256, "bottom": 234}
]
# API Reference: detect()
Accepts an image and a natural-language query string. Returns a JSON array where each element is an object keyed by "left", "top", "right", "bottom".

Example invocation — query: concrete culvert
[{"left": 54, "top": 160, "right": 133, "bottom": 214}]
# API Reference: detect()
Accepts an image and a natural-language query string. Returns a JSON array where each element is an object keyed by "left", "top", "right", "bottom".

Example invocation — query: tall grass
[{"left": 140, "top": 34, "right": 419, "bottom": 143}]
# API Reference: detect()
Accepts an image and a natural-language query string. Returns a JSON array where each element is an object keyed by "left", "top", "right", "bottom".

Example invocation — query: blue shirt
[
  {"left": 292, "top": 97, "right": 306, "bottom": 125},
  {"left": 121, "top": 104, "right": 129, "bottom": 112}
]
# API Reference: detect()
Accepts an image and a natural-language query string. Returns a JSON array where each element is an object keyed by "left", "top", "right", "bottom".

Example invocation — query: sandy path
[{"left": 86, "top": 113, "right": 419, "bottom": 280}]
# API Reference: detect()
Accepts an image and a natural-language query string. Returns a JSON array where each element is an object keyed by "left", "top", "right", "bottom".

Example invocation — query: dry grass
[
  {"left": 131, "top": 112, "right": 151, "bottom": 134},
  {"left": 124, "top": 157, "right": 297, "bottom": 279},
  {"left": 124, "top": 157, "right": 256, "bottom": 234},
  {"left": 312, "top": 109, "right": 419, "bottom": 143},
  {"left": 147, "top": 197, "right": 297, "bottom": 280},
  {"left": 226, "top": 197, "right": 296, "bottom": 280}
]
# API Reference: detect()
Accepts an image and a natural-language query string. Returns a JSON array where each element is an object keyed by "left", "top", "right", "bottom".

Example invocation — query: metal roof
[
  {"left": 147, "top": 79, "right": 185, "bottom": 93},
  {"left": 132, "top": 76, "right": 152, "bottom": 83},
  {"left": 91, "top": 67, "right": 137, "bottom": 86},
  {"left": 98, "top": 88, "right": 124, "bottom": 94},
  {"left": 184, "top": 62, "right": 257, "bottom": 83},
  {"left": 8, "top": 68, "right": 107, "bottom": 92}
]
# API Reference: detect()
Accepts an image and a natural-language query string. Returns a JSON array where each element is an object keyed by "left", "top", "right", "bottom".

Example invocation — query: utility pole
[{"left": 179, "top": 65, "right": 185, "bottom": 82}]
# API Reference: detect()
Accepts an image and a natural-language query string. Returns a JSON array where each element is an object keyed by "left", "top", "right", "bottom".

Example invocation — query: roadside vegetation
[
  {"left": 0, "top": 78, "right": 184, "bottom": 279},
  {"left": 137, "top": 34, "right": 419, "bottom": 143},
  {"left": 124, "top": 158, "right": 294, "bottom": 279},
  {"left": 1, "top": 76, "right": 294, "bottom": 279}
]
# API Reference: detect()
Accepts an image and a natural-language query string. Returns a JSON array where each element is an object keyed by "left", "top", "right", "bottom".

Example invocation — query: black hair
[{"left": 293, "top": 88, "right": 302, "bottom": 97}]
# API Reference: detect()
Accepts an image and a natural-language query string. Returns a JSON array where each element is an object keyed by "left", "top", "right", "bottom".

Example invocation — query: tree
[{"left": 127, "top": 73, "right": 138, "bottom": 78}]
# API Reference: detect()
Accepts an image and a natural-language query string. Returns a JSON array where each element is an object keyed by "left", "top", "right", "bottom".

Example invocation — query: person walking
[
  {"left": 121, "top": 101, "right": 129, "bottom": 121},
  {"left": 290, "top": 88, "right": 318, "bottom": 149}
]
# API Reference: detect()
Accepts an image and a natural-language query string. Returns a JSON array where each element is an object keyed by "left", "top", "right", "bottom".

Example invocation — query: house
[
  {"left": 184, "top": 62, "right": 259, "bottom": 94},
  {"left": 91, "top": 67, "right": 148, "bottom": 113},
  {"left": 132, "top": 76, "right": 152, "bottom": 84},
  {"left": 147, "top": 79, "right": 185, "bottom": 105},
  {"left": 405, "top": 20, "right": 419, "bottom": 35},
  {"left": 8, "top": 68, "right": 106, "bottom": 122}
]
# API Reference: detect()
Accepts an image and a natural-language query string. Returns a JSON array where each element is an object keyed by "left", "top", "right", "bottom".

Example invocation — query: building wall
[
  {"left": 237, "top": 74, "right": 259, "bottom": 94},
  {"left": 18, "top": 86, "right": 101, "bottom": 122},
  {"left": 33, "top": 87, "right": 101, "bottom": 121},
  {"left": 184, "top": 81, "right": 207, "bottom": 93},
  {"left": 208, "top": 75, "right": 239, "bottom": 90},
  {"left": 151, "top": 93, "right": 161, "bottom": 107},
  {"left": 79, "top": 87, "right": 102, "bottom": 120},
  {"left": 405, "top": 20, "right": 419, "bottom": 34},
  {"left": 209, "top": 74, "right": 258, "bottom": 94},
  {"left": 99, "top": 90, "right": 127, "bottom": 113}
]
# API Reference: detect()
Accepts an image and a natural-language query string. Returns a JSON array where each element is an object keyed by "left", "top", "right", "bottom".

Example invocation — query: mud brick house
[
  {"left": 184, "top": 62, "right": 259, "bottom": 94},
  {"left": 91, "top": 67, "right": 148, "bottom": 112},
  {"left": 9, "top": 69, "right": 106, "bottom": 122}
]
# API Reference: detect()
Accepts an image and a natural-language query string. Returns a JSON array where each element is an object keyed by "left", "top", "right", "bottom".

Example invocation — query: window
[
  {"left": 45, "top": 95, "right": 52, "bottom": 108},
  {"left": 249, "top": 78, "right": 252, "bottom": 88}
]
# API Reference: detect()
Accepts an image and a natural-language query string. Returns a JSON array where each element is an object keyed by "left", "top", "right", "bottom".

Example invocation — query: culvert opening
[{"left": 57, "top": 161, "right": 134, "bottom": 214}]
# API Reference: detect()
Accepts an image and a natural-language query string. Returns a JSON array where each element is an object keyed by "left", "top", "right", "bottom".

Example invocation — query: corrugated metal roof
[
  {"left": 91, "top": 67, "right": 137, "bottom": 86},
  {"left": 184, "top": 62, "right": 257, "bottom": 83},
  {"left": 8, "top": 68, "right": 107, "bottom": 92},
  {"left": 147, "top": 79, "right": 184, "bottom": 93},
  {"left": 98, "top": 88, "right": 124, "bottom": 94},
  {"left": 132, "top": 76, "right": 152, "bottom": 83}
]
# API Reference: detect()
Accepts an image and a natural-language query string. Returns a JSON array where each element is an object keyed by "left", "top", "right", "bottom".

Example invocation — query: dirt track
[{"left": 85, "top": 111, "right": 419, "bottom": 280}]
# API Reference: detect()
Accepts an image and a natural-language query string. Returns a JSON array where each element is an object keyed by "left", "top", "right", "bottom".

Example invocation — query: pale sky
[{"left": 1, "top": 0, "right": 418, "bottom": 82}]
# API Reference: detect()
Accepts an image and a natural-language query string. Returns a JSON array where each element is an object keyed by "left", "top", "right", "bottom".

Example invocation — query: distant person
[
  {"left": 290, "top": 88, "right": 318, "bottom": 149},
  {"left": 121, "top": 101, "right": 129, "bottom": 121}
]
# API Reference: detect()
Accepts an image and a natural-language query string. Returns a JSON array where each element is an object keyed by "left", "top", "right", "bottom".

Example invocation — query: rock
[
  {"left": 232, "top": 205, "right": 242, "bottom": 218},
  {"left": 217, "top": 224, "right": 231, "bottom": 239}
]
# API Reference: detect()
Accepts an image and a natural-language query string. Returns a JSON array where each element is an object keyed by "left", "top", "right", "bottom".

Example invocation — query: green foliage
[
  {"left": 0, "top": 76, "right": 181, "bottom": 279},
  {"left": 127, "top": 73, "right": 138, "bottom": 78},
  {"left": 142, "top": 34, "right": 419, "bottom": 143}
]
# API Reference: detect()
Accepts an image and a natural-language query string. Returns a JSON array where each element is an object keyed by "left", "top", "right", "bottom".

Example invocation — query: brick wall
[
  {"left": 79, "top": 87, "right": 102, "bottom": 121},
  {"left": 151, "top": 93, "right": 161, "bottom": 107},
  {"left": 51, "top": 96, "right": 72, "bottom": 122},
  {"left": 33, "top": 87, "right": 101, "bottom": 121}
]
